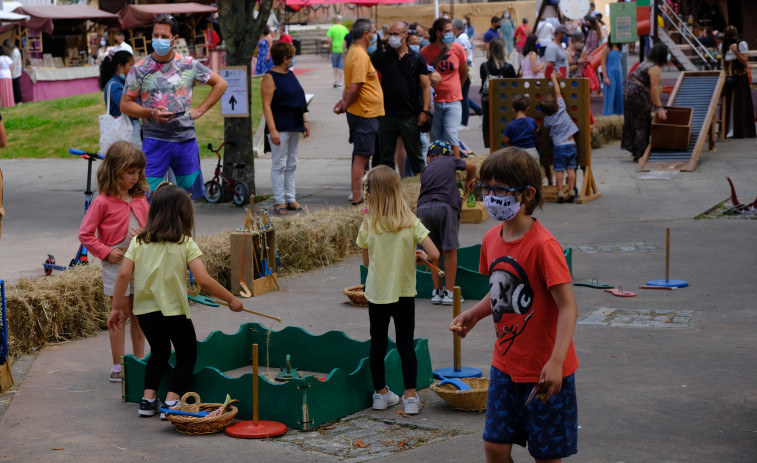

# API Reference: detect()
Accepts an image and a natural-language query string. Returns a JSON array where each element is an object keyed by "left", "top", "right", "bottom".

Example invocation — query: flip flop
[
  {"left": 273, "top": 205, "right": 288, "bottom": 215},
  {"left": 286, "top": 202, "right": 306, "bottom": 212},
  {"left": 604, "top": 288, "right": 636, "bottom": 297}
]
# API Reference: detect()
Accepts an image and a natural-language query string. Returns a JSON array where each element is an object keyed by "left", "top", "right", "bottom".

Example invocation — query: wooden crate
[
  {"left": 651, "top": 106, "right": 693, "bottom": 150},
  {"left": 230, "top": 230, "right": 278, "bottom": 297}
]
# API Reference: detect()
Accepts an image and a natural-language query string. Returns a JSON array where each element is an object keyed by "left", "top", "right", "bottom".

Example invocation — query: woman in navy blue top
[
  {"left": 98, "top": 50, "right": 141, "bottom": 149},
  {"left": 261, "top": 42, "right": 310, "bottom": 215}
]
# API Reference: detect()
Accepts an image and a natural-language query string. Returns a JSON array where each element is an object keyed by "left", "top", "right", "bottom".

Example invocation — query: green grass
[{"left": 0, "top": 79, "right": 262, "bottom": 159}]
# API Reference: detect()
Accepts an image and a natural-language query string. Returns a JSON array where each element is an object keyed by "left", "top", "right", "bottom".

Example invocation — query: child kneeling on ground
[
  {"left": 451, "top": 147, "right": 579, "bottom": 461},
  {"left": 416, "top": 139, "right": 476, "bottom": 305},
  {"left": 542, "top": 72, "right": 579, "bottom": 203}
]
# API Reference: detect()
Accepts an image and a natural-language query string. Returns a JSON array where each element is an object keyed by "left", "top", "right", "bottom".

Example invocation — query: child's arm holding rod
[
  {"left": 189, "top": 257, "right": 244, "bottom": 312},
  {"left": 550, "top": 70, "right": 563, "bottom": 99}
]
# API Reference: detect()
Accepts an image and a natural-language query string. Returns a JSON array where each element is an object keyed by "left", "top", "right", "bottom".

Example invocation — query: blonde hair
[
  {"left": 97, "top": 141, "right": 149, "bottom": 198},
  {"left": 362, "top": 165, "right": 414, "bottom": 234}
]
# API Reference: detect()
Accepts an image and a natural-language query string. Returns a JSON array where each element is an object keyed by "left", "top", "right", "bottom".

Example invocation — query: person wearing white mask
[
  {"left": 120, "top": 14, "right": 228, "bottom": 200},
  {"left": 111, "top": 31, "right": 133, "bottom": 55},
  {"left": 421, "top": 18, "right": 468, "bottom": 158},
  {"left": 371, "top": 22, "right": 432, "bottom": 175}
]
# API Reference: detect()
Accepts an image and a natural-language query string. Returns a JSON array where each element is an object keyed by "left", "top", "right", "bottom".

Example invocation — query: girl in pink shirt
[{"left": 78, "top": 141, "right": 149, "bottom": 383}]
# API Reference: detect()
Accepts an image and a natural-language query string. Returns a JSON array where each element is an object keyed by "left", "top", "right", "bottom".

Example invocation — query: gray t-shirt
[{"left": 543, "top": 41, "right": 568, "bottom": 70}]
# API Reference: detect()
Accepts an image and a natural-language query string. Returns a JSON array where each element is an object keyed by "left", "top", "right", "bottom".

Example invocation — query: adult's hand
[
  {"left": 303, "top": 122, "right": 310, "bottom": 138},
  {"left": 269, "top": 129, "right": 281, "bottom": 146},
  {"left": 189, "top": 107, "right": 203, "bottom": 120},
  {"left": 333, "top": 100, "right": 345, "bottom": 114},
  {"left": 417, "top": 111, "right": 428, "bottom": 127},
  {"left": 153, "top": 106, "right": 171, "bottom": 124}
]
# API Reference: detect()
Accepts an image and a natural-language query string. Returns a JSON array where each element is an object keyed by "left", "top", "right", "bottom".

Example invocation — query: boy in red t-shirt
[{"left": 451, "top": 147, "right": 579, "bottom": 462}]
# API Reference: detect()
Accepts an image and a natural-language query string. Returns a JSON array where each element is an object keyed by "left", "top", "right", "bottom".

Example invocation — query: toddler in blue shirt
[{"left": 503, "top": 95, "right": 540, "bottom": 162}]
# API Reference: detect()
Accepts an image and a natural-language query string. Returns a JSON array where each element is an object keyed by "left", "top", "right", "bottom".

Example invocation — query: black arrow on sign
[{"left": 229, "top": 95, "right": 237, "bottom": 110}]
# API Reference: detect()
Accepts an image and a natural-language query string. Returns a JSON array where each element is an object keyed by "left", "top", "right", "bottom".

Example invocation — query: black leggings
[
  {"left": 369, "top": 297, "right": 417, "bottom": 391},
  {"left": 137, "top": 311, "right": 197, "bottom": 396}
]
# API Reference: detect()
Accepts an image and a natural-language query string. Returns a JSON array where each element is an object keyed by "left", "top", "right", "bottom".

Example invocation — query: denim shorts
[
  {"left": 430, "top": 101, "right": 462, "bottom": 149},
  {"left": 331, "top": 52, "right": 344, "bottom": 70},
  {"left": 482, "top": 366, "right": 578, "bottom": 460},
  {"left": 552, "top": 143, "right": 577, "bottom": 172}
]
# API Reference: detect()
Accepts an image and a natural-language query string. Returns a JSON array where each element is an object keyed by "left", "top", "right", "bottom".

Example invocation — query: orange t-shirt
[
  {"left": 344, "top": 44, "right": 385, "bottom": 118},
  {"left": 479, "top": 219, "right": 578, "bottom": 382},
  {"left": 420, "top": 42, "right": 467, "bottom": 102}
]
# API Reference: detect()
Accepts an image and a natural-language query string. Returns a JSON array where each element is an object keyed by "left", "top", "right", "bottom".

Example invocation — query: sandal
[
  {"left": 351, "top": 199, "right": 364, "bottom": 206},
  {"left": 286, "top": 202, "right": 305, "bottom": 212},
  {"left": 274, "top": 204, "right": 288, "bottom": 215}
]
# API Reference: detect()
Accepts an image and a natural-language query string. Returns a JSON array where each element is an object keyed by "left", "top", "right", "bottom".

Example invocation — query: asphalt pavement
[{"left": 1, "top": 53, "right": 757, "bottom": 462}]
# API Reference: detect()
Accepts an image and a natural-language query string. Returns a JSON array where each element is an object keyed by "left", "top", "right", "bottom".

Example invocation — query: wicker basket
[
  {"left": 164, "top": 394, "right": 239, "bottom": 435},
  {"left": 431, "top": 377, "right": 489, "bottom": 411},
  {"left": 343, "top": 285, "right": 368, "bottom": 307}
]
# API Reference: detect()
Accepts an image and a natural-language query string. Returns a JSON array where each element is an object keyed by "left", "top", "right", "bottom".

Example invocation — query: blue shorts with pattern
[
  {"left": 483, "top": 365, "right": 578, "bottom": 460},
  {"left": 552, "top": 143, "right": 577, "bottom": 172}
]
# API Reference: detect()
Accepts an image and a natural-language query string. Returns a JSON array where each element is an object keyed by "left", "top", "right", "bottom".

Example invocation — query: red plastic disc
[{"left": 225, "top": 420, "right": 287, "bottom": 439}]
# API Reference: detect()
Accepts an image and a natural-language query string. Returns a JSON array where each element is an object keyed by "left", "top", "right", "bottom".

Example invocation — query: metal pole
[
  {"left": 665, "top": 228, "right": 670, "bottom": 282},
  {"left": 453, "top": 286, "right": 461, "bottom": 371}
]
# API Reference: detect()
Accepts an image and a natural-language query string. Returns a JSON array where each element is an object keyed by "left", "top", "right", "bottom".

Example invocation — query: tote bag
[{"left": 99, "top": 81, "right": 134, "bottom": 154}]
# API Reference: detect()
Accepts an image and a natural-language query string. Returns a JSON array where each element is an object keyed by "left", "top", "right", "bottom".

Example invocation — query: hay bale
[
  {"left": 591, "top": 115, "right": 624, "bottom": 148},
  {"left": 6, "top": 265, "right": 109, "bottom": 356},
  {"left": 196, "top": 232, "right": 231, "bottom": 289}
]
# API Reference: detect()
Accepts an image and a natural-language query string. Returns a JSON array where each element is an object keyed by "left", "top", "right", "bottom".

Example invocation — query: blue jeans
[
  {"left": 461, "top": 77, "right": 482, "bottom": 126},
  {"left": 431, "top": 101, "right": 462, "bottom": 148}
]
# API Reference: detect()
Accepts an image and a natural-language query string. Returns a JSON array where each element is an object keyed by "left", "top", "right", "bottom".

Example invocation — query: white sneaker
[
  {"left": 372, "top": 388, "right": 400, "bottom": 410},
  {"left": 441, "top": 289, "right": 463, "bottom": 306},
  {"left": 459, "top": 125, "right": 470, "bottom": 131},
  {"left": 403, "top": 395, "right": 422, "bottom": 415},
  {"left": 430, "top": 288, "right": 443, "bottom": 305},
  {"left": 348, "top": 192, "right": 353, "bottom": 201}
]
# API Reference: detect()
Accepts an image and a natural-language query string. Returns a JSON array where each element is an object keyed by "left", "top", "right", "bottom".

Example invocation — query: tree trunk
[{"left": 217, "top": 0, "right": 273, "bottom": 199}]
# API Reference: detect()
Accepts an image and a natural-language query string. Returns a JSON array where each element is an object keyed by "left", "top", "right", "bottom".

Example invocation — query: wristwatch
[{"left": 422, "top": 110, "right": 431, "bottom": 116}]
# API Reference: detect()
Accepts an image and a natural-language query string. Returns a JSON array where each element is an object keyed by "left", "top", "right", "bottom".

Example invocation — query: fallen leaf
[
  {"left": 395, "top": 409, "right": 407, "bottom": 417},
  {"left": 353, "top": 440, "right": 367, "bottom": 448},
  {"left": 611, "top": 354, "right": 620, "bottom": 358},
  {"left": 384, "top": 440, "right": 395, "bottom": 445},
  {"left": 321, "top": 426, "right": 335, "bottom": 430},
  {"left": 397, "top": 439, "right": 407, "bottom": 447},
  {"left": 52, "top": 448, "right": 64, "bottom": 451}
]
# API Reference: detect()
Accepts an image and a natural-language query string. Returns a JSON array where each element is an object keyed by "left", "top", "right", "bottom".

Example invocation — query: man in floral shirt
[{"left": 121, "top": 14, "right": 228, "bottom": 199}]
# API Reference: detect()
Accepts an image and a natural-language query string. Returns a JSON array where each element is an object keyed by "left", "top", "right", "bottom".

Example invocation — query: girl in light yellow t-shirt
[
  {"left": 107, "top": 183, "right": 243, "bottom": 418},
  {"left": 356, "top": 166, "right": 439, "bottom": 415}
]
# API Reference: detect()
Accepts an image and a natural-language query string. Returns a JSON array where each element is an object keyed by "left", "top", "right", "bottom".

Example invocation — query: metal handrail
[{"left": 658, "top": 1, "right": 716, "bottom": 69}]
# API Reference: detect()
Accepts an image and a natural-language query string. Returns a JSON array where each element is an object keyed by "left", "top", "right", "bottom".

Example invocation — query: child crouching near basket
[
  {"left": 357, "top": 166, "right": 439, "bottom": 415},
  {"left": 107, "top": 183, "right": 243, "bottom": 417},
  {"left": 450, "top": 148, "right": 579, "bottom": 461}
]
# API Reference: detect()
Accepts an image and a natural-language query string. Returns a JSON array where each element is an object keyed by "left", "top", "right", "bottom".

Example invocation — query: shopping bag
[
  {"left": 99, "top": 82, "right": 135, "bottom": 154},
  {"left": 584, "top": 64, "right": 600, "bottom": 92}
]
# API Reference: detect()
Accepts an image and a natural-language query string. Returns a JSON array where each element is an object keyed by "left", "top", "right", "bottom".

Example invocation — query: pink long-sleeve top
[{"left": 78, "top": 194, "right": 149, "bottom": 261}]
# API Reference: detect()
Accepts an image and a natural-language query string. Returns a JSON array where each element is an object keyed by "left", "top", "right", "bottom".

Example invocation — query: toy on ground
[
  {"left": 431, "top": 377, "right": 489, "bottom": 412},
  {"left": 645, "top": 228, "right": 688, "bottom": 288},
  {"left": 604, "top": 287, "right": 636, "bottom": 297},
  {"left": 342, "top": 285, "right": 368, "bottom": 307},
  {"left": 42, "top": 149, "right": 103, "bottom": 275},
  {"left": 122, "top": 323, "right": 434, "bottom": 430},
  {"left": 225, "top": 344, "right": 287, "bottom": 438},
  {"left": 574, "top": 278, "right": 613, "bottom": 289},
  {"left": 433, "top": 287, "right": 482, "bottom": 380},
  {"left": 274, "top": 354, "right": 301, "bottom": 382}
]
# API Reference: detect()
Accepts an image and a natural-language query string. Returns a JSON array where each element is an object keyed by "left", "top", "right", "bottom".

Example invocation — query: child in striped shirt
[{"left": 542, "top": 72, "right": 579, "bottom": 203}]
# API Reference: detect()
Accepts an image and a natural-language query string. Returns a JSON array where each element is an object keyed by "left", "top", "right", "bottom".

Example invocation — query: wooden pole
[
  {"left": 252, "top": 343, "right": 259, "bottom": 425},
  {"left": 453, "top": 286, "right": 461, "bottom": 371},
  {"left": 665, "top": 228, "right": 670, "bottom": 282}
]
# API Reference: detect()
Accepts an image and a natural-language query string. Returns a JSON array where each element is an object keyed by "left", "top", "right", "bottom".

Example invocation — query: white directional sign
[{"left": 220, "top": 66, "right": 249, "bottom": 118}]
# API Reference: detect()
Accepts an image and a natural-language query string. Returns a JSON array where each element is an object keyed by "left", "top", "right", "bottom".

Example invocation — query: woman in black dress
[
  {"left": 479, "top": 37, "right": 515, "bottom": 149},
  {"left": 621, "top": 43, "right": 668, "bottom": 162},
  {"left": 722, "top": 25, "right": 756, "bottom": 139}
]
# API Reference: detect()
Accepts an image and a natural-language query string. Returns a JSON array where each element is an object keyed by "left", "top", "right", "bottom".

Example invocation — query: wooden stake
[
  {"left": 453, "top": 286, "right": 461, "bottom": 371},
  {"left": 665, "top": 228, "right": 670, "bottom": 282},
  {"left": 252, "top": 343, "right": 259, "bottom": 425}
]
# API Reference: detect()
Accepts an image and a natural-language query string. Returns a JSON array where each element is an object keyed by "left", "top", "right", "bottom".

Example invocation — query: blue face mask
[
  {"left": 443, "top": 32, "right": 454, "bottom": 44},
  {"left": 288, "top": 56, "right": 296, "bottom": 68},
  {"left": 152, "top": 38, "right": 173, "bottom": 56},
  {"left": 366, "top": 35, "right": 377, "bottom": 54},
  {"left": 119, "top": 72, "right": 126, "bottom": 81},
  {"left": 409, "top": 44, "right": 420, "bottom": 53}
]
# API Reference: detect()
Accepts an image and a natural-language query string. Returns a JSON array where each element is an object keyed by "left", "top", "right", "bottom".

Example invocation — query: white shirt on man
[
  {"left": 112, "top": 42, "right": 133, "bottom": 55},
  {"left": 10, "top": 47, "right": 21, "bottom": 79}
]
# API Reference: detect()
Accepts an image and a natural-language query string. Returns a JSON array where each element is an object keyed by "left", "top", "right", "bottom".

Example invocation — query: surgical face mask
[
  {"left": 443, "top": 32, "right": 454, "bottom": 44},
  {"left": 152, "top": 38, "right": 173, "bottom": 56},
  {"left": 409, "top": 44, "right": 420, "bottom": 53},
  {"left": 366, "top": 34, "right": 377, "bottom": 54},
  {"left": 119, "top": 72, "right": 126, "bottom": 81},
  {"left": 483, "top": 195, "right": 521, "bottom": 221},
  {"left": 505, "top": 13, "right": 510, "bottom": 19},
  {"left": 388, "top": 34, "right": 404, "bottom": 49},
  {"left": 666, "top": 53, "right": 671, "bottom": 62},
  {"left": 100, "top": 40, "right": 106, "bottom": 47},
  {"left": 288, "top": 56, "right": 296, "bottom": 68},
  {"left": 575, "top": 42, "right": 584, "bottom": 50}
]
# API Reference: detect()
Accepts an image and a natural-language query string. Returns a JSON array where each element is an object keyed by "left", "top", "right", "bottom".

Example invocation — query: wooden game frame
[{"left": 488, "top": 78, "right": 600, "bottom": 204}]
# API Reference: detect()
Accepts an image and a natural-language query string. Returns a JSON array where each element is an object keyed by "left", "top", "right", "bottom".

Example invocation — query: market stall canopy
[
  {"left": 0, "top": 11, "right": 29, "bottom": 21},
  {"left": 13, "top": 5, "right": 121, "bottom": 35},
  {"left": 285, "top": 0, "right": 416, "bottom": 7},
  {"left": 117, "top": 3, "right": 217, "bottom": 30}
]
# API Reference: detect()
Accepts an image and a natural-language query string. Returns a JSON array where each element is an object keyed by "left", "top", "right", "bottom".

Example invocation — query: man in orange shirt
[{"left": 333, "top": 19, "right": 384, "bottom": 205}]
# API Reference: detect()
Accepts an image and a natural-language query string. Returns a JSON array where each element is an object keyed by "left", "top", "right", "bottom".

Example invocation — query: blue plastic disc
[
  {"left": 646, "top": 279, "right": 688, "bottom": 288},
  {"left": 433, "top": 366, "right": 483, "bottom": 380}
]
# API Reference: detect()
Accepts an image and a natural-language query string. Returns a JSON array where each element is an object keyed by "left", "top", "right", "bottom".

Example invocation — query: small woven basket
[
  {"left": 343, "top": 285, "right": 368, "bottom": 307},
  {"left": 431, "top": 377, "right": 489, "bottom": 411},
  {"left": 164, "top": 393, "right": 238, "bottom": 435}
]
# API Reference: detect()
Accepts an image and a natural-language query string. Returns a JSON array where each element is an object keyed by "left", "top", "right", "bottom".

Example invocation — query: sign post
[{"left": 220, "top": 66, "right": 249, "bottom": 118}]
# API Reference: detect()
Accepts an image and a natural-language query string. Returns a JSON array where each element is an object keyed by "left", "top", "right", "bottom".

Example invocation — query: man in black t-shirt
[{"left": 371, "top": 22, "right": 431, "bottom": 175}]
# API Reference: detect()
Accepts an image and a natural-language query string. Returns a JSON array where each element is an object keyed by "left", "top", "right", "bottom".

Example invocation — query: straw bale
[
  {"left": 5, "top": 264, "right": 109, "bottom": 356},
  {"left": 591, "top": 115, "right": 624, "bottom": 149},
  {"left": 195, "top": 231, "right": 231, "bottom": 289}
]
